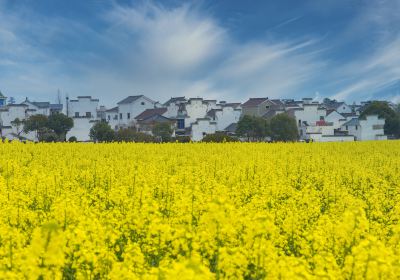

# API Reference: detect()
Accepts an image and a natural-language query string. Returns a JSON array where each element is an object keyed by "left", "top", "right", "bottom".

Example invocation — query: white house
[
  {"left": 184, "top": 98, "right": 209, "bottom": 127},
  {"left": 67, "top": 96, "right": 99, "bottom": 119},
  {"left": 105, "top": 107, "right": 119, "bottom": 130},
  {"left": 191, "top": 118, "right": 217, "bottom": 141},
  {"left": 21, "top": 98, "right": 63, "bottom": 116},
  {"left": 115, "top": 95, "right": 157, "bottom": 128},
  {"left": 66, "top": 96, "right": 102, "bottom": 142},
  {"left": 0, "top": 104, "right": 36, "bottom": 140},
  {"left": 341, "top": 115, "right": 387, "bottom": 141},
  {"left": 206, "top": 105, "right": 241, "bottom": 131},
  {"left": 163, "top": 97, "right": 187, "bottom": 119},
  {"left": 325, "top": 110, "right": 347, "bottom": 129}
]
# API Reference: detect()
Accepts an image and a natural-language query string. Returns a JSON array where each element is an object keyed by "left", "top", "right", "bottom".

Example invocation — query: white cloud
[{"left": 2, "top": 1, "right": 398, "bottom": 105}]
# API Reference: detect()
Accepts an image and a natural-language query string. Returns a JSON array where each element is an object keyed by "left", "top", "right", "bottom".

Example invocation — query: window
[
  {"left": 298, "top": 119, "right": 301, "bottom": 126},
  {"left": 86, "top": 112, "right": 91, "bottom": 118},
  {"left": 177, "top": 119, "right": 185, "bottom": 129},
  {"left": 320, "top": 116, "right": 324, "bottom": 120},
  {"left": 108, "top": 115, "right": 111, "bottom": 121},
  {"left": 75, "top": 112, "right": 79, "bottom": 117},
  {"left": 355, "top": 125, "right": 358, "bottom": 130},
  {"left": 119, "top": 113, "right": 122, "bottom": 120},
  {"left": 114, "top": 115, "right": 118, "bottom": 120},
  {"left": 127, "top": 113, "right": 130, "bottom": 119},
  {"left": 346, "top": 125, "right": 348, "bottom": 130},
  {"left": 141, "top": 102, "right": 145, "bottom": 105}
]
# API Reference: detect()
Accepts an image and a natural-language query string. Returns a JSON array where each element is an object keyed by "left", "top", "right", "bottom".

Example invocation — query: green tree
[
  {"left": 270, "top": 113, "right": 298, "bottom": 142},
  {"left": 360, "top": 101, "right": 400, "bottom": 138},
  {"left": 115, "top": 128, "right": 156, "bottom": 142},
  {"left": 23, "top": 114, "right": 49, "bottom": 141},
  {"left": 202, "top": 132, "right": 237, "bottom": 142},
  {"left": 47, "top": 113, "right": 73, "bottom": 141},
  {"left": 152, "top": 122, "right": 173, "bottom": 142},
  {"left": 89, "top": 122, "right": 115, "bottom": 142},
  {"left": 10, "top": 118, "right": 24, "bottom": 137},
  {"left": 236, "top": 115, "right": 270, "bottom": 141}
]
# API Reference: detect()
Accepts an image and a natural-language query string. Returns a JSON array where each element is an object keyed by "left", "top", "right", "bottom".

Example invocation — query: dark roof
[
  {"left": 206, "top": 109, "right": 221, "bottom": 119},
  {"left": 341, "top": 113, "right": 357, "bottom": 118},
  {"left": 117, "top": 95, "right": 144, "bottom": 105},
  {"left": 32, "top": 102, "right": 50, "bottom": 108},
  {"left": 106, "top": 106, "right": 118, "bottom": 113},
  {"left": 224, "top": 123, "right": 237, "bottom": 132},
  {"left": 342, "top": 118, "right": 360, "bottom": 127},
  {"left": 164, "top": 97, "right": 186, "bottom": 106},
  {"left": 242, "top": 98, "right": 268, "bottom": 107},
  {"left": 269, "top": 99, "right": 285, "bottom": 107},
  {"left": 0, "top": 91, "right": 5, "bottom": 98},
  {"left": 9, "top": 104, "right": 28, "bottom": 107},
  {"left": 222, "top": 102, "right": 241, "bottom": 108},
  {"left": 49, "top": 104, "right": 63, "bottom": 110},
  {"left": 137, "top": 114, "right": 173, "bottom": 124},
  {"left": 135, "top": 108, "right": 167, "bottom": 120}
]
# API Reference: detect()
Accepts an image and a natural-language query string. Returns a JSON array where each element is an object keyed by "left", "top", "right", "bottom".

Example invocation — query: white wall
[
  {"left": 359, "top": 115, "right": 386, "bottom": 140},
  {"left": 117, "top": 96, "right": 155, "bottom": 127},
  {"left": 336, "top": 104, "right": 353, "bottom": 114},
  {"left": 214, "top": 106, "right": 241, "bottom": 131},
  {"left": 185, "top": 99, "right": 208, "bottom": 128},
  {"left": 106, "top": 111, "right": 120, "bottom": 130},
  {"left": 309, "top": 134, "right": 354, "bottom": 142},
  {"left": 67, "top": 118, "right": 95, "bottom": 141},
  {"left": 191, "top": 119, "right": 217, "bottom": 141},
  {"left": 325, "top": 111, "right": 345, "bottom": 129},
  {"left": 68, "top": 97, "right": 99, "bottom": 119},
  {"left": 294, "top": 105, "right": 327, "bottom": 126}
]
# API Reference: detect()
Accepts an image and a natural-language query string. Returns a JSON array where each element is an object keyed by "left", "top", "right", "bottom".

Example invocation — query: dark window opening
[{"left": 177, "top": 119, "right": 185, "bottom": 129}]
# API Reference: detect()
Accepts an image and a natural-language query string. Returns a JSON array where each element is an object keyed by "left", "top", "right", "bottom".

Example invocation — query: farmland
[{"left": 0, "top": 141, "right": 399, "bottom": 279}]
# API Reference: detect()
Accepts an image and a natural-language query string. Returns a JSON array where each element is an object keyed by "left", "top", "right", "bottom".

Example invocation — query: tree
[
  {"left": 360, "top": 101, "right": 400, "bottom": 138},
  {"left": 47, "top": 113, "right": 73, "bottom": 141},
  {"left": 270, "top": 113, "right": 299, "bottom": 142},
  {"left": 236, "top": 115, "right": 270, "bottom": 141},
  {"left": 116, "top": 128, "right": 155, "bottom": 142},
  {"left": 89, "top": 121, "right": 115, "bottom": 142},
  {"left": 152, "top": 122, "right": 173, "bottom": 142},
  {"left": 23, "top": 114, "right": 49, "bottom": 141},
  {"left": 202, "top": 132, "right": 237, "bottom": 142},
  {"left": 10, "top": 118, "right": 24, "bottom": 137}
]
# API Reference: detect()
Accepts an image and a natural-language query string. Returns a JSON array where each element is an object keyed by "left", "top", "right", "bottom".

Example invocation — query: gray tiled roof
[
  {"left": 242, "top": 98, "right": 268, "bottom": 107},
  {"left": 117, "top": 95, "right": 144, "bottom": 104},
  {"left": 342, "top": 118, "right": 360, "bottom": 127}
]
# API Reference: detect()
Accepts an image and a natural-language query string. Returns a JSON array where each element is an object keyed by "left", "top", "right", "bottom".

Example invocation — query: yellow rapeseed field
[{"left": 0, "top": 141, "right": 400, "bottom": 279}]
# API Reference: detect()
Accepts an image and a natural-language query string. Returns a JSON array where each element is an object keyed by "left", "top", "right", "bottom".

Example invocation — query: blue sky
[{"left": 0, "top": 0, "right": 399, "bottom": 105}]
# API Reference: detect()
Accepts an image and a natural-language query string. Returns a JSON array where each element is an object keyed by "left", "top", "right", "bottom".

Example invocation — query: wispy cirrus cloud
[{"left": 0, "top": 0, "right": 398, "bottom": 105}]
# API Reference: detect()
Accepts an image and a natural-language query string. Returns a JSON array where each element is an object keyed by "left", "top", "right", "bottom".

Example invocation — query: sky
[{"left": 0, "top": 0, "right": 399, "bottom": 106}]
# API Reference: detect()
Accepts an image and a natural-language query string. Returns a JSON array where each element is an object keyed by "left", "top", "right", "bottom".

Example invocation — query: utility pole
[{"left": 66, "top": 93, "right": 69, "bottom": 117}]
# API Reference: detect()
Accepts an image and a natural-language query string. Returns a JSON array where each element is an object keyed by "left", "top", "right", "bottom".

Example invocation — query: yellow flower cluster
[{"left": 0, "top": 141, "right": 399, "bottom": 279}]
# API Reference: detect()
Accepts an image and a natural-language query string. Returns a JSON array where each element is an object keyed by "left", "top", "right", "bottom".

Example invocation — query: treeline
[
  {"left": 236, "top": 113, "right": 299, "bottom": 142},
  {"left": 89, "top": 122, "right": 192, "bottom": 143},
  {"left": 89, "top": 113, "right": 299, "bottom": 143},
  {"left": 12, "top": 113, "right": 73, "bottom": 142}
]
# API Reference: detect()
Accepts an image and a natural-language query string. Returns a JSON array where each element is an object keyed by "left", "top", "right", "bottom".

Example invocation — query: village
[{"left": 0, "top": 90, "right": 395, "bottom": 142}]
